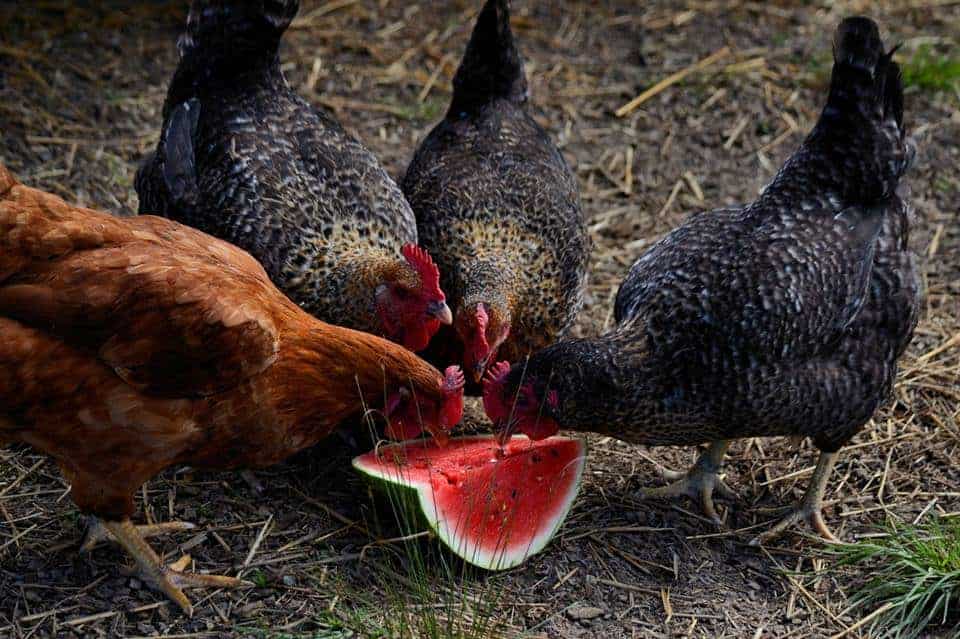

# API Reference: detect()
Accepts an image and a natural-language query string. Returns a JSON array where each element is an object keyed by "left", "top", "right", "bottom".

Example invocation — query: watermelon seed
[
  {"left": 531, "top": 453, "right": 542, "bottom": 464},
  {"left": 439, "top": 471, "right": 459, "bottom": 486},
  {"left": 511, "top": 489, "right": 518, "bottom": 499}
]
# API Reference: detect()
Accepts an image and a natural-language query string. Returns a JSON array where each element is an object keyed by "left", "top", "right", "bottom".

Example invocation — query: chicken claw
[
  {"left": 81, "top": 518, "right": 196, "bottom": 553},
  {"left": 641, "top": 440, "right": 735, "bottom": 526},
  {"left": 99, "top": 519, "right": 250, "bottom": 616},
  {"left": 750, "top": 451, "right": 841, "bottom": 546}
]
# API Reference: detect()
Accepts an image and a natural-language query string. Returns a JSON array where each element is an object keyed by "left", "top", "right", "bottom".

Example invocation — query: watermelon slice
[{"left": 353, "top": 435, "right": 585, "bottom": 570}]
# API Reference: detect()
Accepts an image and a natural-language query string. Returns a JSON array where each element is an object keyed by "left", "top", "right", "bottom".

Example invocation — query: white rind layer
[{"left": 353, "top": 435, "right": 586, "bottom": 570}]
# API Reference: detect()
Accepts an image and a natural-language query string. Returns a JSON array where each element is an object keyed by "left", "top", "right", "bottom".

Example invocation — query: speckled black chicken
[
  {"left": 136, "top": 0, "right": 451, "bottom": 352},
  {"left": 484, "top": 17, "right": 920, "bottom": 543},
  {"left": 401, "top": 0, "right": 590, "bottom": 385}
]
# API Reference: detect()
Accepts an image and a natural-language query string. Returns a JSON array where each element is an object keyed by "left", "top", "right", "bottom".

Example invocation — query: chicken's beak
[
  {"left": 427, "top": 300, "right": 453, "bottom": 325},
  {"left": 470, "top": 358, "right": 494, "bottom": 384}
]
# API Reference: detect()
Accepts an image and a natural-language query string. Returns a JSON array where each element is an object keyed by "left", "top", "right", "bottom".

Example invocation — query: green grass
[
  {"left": 332, "top": 470, "right": 507, "bottom": 639},
  {"left": 800, "top": 51, "right": 832, "bottom": 88},
  {"left": 248, "top": 568, "right": 270, "bottom": 589},
  {"left": 900, "top": 45, "right": 960, "bottom": 93},
  {"left": 828, "top": 517, "right": 960, "bottom": 639},
  {"left": 331, "top": 560, "right": 505, "bottom": 639},
  {"left": 237, "top": 620, "right": 354, "bottom": 639},
  {"left": 317, "top": 408, "right": 509, "bottom": 639},
  {"left": 395, "top": 95, "right": 447, "bottom": 123},
  {"left": 799, "top": 44, "right": 960, "bottom": 95},
  {"left": 771, "top": 31, "right": 789, "bottom": 48},
  {"left": 934, "top": 176, "right": 956, "bottom": 195}
]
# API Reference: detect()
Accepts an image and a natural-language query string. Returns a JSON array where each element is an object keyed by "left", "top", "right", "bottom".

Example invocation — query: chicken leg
[
  {"left": 81, "top": 518, "right": 196, "bottom": 552},
  {"left": 749, "top": 450, "right": 841, "bottom": 546},
  {"left": 641, "top": 440, "right": 736, "bottom": 525},
  {"left": 98, "top": 519, "right": 250, "bottom": 616}
]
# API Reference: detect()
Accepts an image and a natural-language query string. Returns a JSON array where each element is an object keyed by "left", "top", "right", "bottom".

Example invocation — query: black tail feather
[
  {"left": 804, "top": 17, "right": 911, "bottom": 201},
  {"left": 178, "top": 0, "right": 299, "bottom": 62},
  {"left": 450, "top": 0, "right": 527, "bottom": 114},
  {"left": 882, "top": 49, "right": 905, "bottom": 130},
  {"left": 826, "top": 17, "right": 904, "bottom": 131},
  {"left": 161, "top": 99, "right": 201, "bottom": 206},
  {"left": 833, "top": 17, "right": 884, "bottom": 73}
]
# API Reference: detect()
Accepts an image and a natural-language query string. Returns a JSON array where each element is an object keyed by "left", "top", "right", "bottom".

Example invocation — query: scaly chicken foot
[
  {"left": 658, "top": 468, "right": 738, "bottom": 499},
  {"left": 99, "top": 519, "right": 250, "bottom": 616},
  {"left": 750, "top": 450, "right": 841, "bottom": 546},
  {"left": 641, "top": 440, "right": 736, "bottom": 525},
  {"left": 81, "top": 518, "right": 196, "bottom": 553}
]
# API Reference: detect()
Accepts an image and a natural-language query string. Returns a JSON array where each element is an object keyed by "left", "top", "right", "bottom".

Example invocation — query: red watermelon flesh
[{"left": 353, "top": 435, "right": 585, "bottom": 570}]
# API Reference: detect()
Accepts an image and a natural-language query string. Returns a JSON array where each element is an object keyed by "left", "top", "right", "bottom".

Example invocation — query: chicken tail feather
[
  {"left": 450, "top": 0, "right": 528, "bottom": 113},
  {"left": 831, "top": 17, "right": 903, "bottom": 130},
  {"left": 806, "top": 17, "right": 911, "bottom": 202},
  {"left": 161, "top": 99, "right": 201, "bottom": 206},
  {"left": 178, "top": 0, "right": 299, "bottom": 62}
]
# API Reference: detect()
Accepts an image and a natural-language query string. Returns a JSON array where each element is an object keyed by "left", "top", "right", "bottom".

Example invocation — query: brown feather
[{"left": 0, "top": 166, "right": 453, "bottom": 521}]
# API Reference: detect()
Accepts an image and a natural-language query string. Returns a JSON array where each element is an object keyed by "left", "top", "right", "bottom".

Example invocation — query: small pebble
[{"left": 566, "top": 605, "right": 605, "bottom": 621}]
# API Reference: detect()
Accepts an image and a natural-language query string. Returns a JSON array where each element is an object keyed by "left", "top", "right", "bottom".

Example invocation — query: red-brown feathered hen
[{"left": 0, "top": 166, "right": 464, "bottom": 614}]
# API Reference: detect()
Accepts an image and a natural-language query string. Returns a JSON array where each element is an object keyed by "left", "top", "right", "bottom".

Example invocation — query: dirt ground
[{"left": 1, "top": 1, "right": 959, "bottom": 637}]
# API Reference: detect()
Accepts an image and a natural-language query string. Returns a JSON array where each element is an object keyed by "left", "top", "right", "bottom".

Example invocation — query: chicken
[
  {"left": 135, "top": 0, "right": 451, "bottom": 352},
  {"left": 0, "top": 165, "right": 465, "bottom": 615},
  {"left": 483, "top": 17, "right": 919, "bottom": 543},
  {"left": 401, "top": 0, "right": 590, "bottom": 384}
]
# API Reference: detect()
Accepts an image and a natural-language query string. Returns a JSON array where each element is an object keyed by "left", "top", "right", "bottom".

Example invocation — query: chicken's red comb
[
  {"left": 442, "top": 365, "right": 466, "bottom": 393},
  {"left": 402, "top": 244, "right": 444, "bottom": 299}
]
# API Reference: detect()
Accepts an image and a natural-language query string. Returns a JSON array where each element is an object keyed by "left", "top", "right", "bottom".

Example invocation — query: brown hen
[{"left": 0, "top": 165, "right": 464, "bottom": 614}]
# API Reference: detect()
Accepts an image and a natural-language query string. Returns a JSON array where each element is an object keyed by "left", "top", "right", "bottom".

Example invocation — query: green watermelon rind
[{"left": 352, "top": 435, "right": 586, "bottom": 571}]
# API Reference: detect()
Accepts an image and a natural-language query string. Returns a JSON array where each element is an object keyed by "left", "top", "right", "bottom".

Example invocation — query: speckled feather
[
  {"left": 0, "top": 165, "right": 454, "bottom": 521},
  {"left": 495, "top": 18, "right": 920, "bottom": 454},
  {"left": 135, "top": 0, "right": 420, "bottom": 337},
  {"left": 402, "top": 0, "right": 590, "bottom": 372}
]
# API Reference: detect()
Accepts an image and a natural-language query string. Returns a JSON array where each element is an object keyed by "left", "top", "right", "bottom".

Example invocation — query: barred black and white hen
[
  {"left": 402, "top": 0, "right": 590, "bottom": 385},
  {"left": 136, "top": 0, "right": 451, "bottom": 352},
  {"left": 484, "top": 17, "right": 920, "bottom": 543}
]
